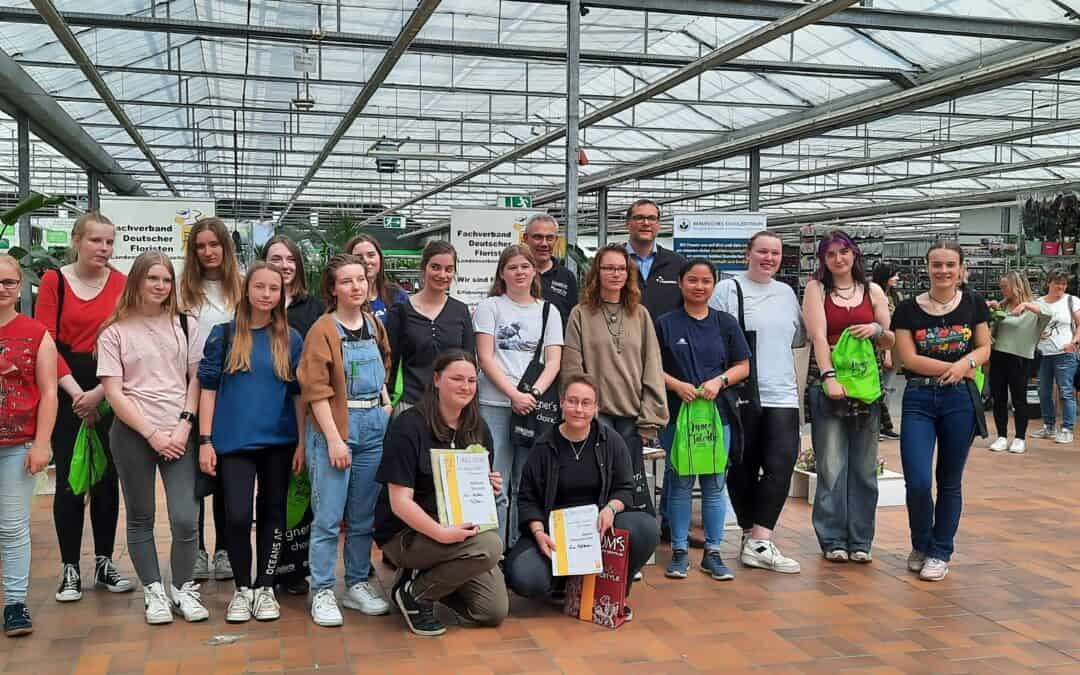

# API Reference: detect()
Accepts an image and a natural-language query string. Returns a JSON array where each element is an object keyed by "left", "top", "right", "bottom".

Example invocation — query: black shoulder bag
[
  {"left": 510, "top": 302, "right": 561, "bottom": 448},
  {"left": 732, "top": 279, "right": 762, "bottom": 414}
]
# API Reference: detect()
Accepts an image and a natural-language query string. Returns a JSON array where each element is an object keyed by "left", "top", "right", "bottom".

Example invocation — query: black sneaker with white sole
[
  {"left": 55, "top": 564, "right": 82, "bottom": 602},
  {"left": 394, "top": 580, "right": 445, "bottom": 637},
  {"left": 95, "top": 556, "right": 134, "bottom": 593}
]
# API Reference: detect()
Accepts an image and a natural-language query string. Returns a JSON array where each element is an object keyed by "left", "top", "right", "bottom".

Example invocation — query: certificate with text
[
  {"left": 549, "top": 504, "right": 603, "bottom": 577},
  {"left": 430, "top": 447, "right": 499, "bottom": 533}
]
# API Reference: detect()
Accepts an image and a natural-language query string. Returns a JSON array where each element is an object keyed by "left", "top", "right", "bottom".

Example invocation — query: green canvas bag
[
  {"left": 670, "top": 397, "right": 727, "bottom": 477},
  {"left": 286, "top": 470, "right": 312, "bottom": 529},
  {"left": 68, "top": 422, "right": 107, "bottom": 496},
  {"left": 827, "top": 329, "right": 881, "bottom": 404}
]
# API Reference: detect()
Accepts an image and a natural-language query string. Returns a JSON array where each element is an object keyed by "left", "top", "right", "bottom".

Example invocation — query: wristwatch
[
  {"left": 198, "top": 434, "right": 213, "bottom": 446},
  {"left": 530, "top": 386, "right": 542, "bottom": 398},
  {"left": 179, "top": 411, "right": 196, "bottom": 423},
  {"left": 719, "top": 374, "right": 730, "bottom": 389},
  {"left": 967, "top": 357, "right": 977, "bottom": 370}
]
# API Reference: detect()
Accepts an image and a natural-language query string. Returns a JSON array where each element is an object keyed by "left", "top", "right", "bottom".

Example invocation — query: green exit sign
[
  {"left": 499, "top": 195, "right": 532, "bottom": 208},
  {"left": 383, "top": 215, "right": 406, "bottom": 229}
]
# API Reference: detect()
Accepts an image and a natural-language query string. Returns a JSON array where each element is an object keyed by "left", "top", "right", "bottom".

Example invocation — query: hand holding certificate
[
  {"left": 430, "top": 446, "right": 499, "bottom": 533},
  {"left": 549, "top": 504, "right": 603, "bottom": 577}
]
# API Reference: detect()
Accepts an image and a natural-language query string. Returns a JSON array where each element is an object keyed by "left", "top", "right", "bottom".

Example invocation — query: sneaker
[
  {"left": 170, "top": 582, "right": 209, "bottom": 622},
  {"left": 94, "top": 556, "right": 134, "bottom": 593},
  {"left": 3, "top": 603, "right": 32, "bottom": 637},
  {"left": 226, "top": 588, "right": 253, "bottom": 623},
  {"left": 632, "top": 571, "right": 643, "bottom": 582},
  {"left": 394, "top": 580, "right": 446, "bottom": 637},
  {"left": 213, "top": 550, "right": 234, "bottom": 581},
  {"left": 919, "top": 557, "right": 949, "bottom": 581},
  {"left": 1008, "top": 439, "right": 1026, "bottom": 454},
  {"left": 622, "top": 604, "right": 634, "bottom": 622},
  {"left": 988, "top": 436, "right": 1009, "bottom": 452},
  {"left": 311, "top": 589, "right": 343, "bottom": 627},
  {"left": 279, "top": 578, "right": 309, "bottom": 595},
  {"left": 665, "top": 549, "right": 690, "bottom": 579},
  {"left": 1055, "top": 428, "right": 1074, "bottom": 444},
  {"left": 252, "top": 587, "right": 280, "bottom": 621},
  {"left": 907, "top": 549, "right": 927, "bottom": 573},
  {"left": 342, "top": 580, "right": 390, "bottom": 616},
  {"left": 850, "top": 550, "right": 873, "bottom": 564},
  {"left": 143, "top": 582, "right": 173, "bottom": 625},
  {"left": 700, "top": 551, "right": 735, "bottom": 581},
  {"left": 741, "top": 538, "right": 801, "bottom": 574},
  {"left": 192, "top": 550, "right": 210, "bottom": 581},
  {"left": 1030, "top": 425, "right": 1054, "bottom": 439},
  {"left": 879, "top": 429, "right": 900, "bottom": 440},
  {"left": 55, "top": 564, "right": 82, "bottom": 602},
  {"left": 824, "top": 549, "right": 849, "bottom": 562}
]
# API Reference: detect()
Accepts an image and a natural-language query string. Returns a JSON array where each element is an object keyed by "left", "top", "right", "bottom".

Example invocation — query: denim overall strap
[{"left": 336, "top": 318, "right": 385, "bottom": 401}]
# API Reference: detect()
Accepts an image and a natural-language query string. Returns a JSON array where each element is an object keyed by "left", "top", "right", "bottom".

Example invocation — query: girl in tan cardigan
[{"left": 297, "top": 254, "right": 392, "bottom": 628}]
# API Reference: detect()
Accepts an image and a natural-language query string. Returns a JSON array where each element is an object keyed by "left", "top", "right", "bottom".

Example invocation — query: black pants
[
  {"left": 197, "top": 491, "right": 227, "bottom": 554},
  {"left": 504, "top": 510, "right": 658, "bottom": 600},
  {"left": 726, "top": 406, "right": 800, "bottom": 531},
  {"left": 217, "top": 445, "right": 293, "bottom": 589},
  {"left": 52, "top": 351, "right": 120, "bottom": 566},
  {"left": 990, "top": 350, "right": 1032, "bottom": 439}
]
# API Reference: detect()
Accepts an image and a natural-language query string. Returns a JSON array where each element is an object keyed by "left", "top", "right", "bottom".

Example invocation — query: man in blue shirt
[{"left": 623, "top": 199, "right": 685, "bottom": 324}]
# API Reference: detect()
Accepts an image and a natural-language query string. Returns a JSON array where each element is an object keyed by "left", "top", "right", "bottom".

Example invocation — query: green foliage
[
  {"left": 7, "top": 245, "right": 64, "bottom": 286},
  {"left": 264, "top": 214, "right": 364, "bottom": 294}
]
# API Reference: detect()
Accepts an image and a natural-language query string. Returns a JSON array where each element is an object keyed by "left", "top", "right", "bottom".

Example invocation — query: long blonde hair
[
  {"left": 98, "top": 250, "right": 180, "bottom": 339},
  {"left": 488, "top": 244, "right": 542, "bottom": 298},
  {"left": 67, "top": 211, "right": 115, "bottom": 264},
  {"left": 180, "top": 217, "right": 243, "bottom": 313},
  {"left": 1001, "top": 270, "right": 1034, "bottom": 307},
  {"left": 226, "top": 262, "right": 293, "bottom": 381}
]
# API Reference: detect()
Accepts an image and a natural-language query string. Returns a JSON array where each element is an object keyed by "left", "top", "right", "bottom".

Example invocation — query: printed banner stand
[
  {"left": 673, "top": 212, "right": 767, "bottom": 271},
  {"left": 450, "top": 207, "right": 534, "bottom": 308},
  {"left": 100, "top": 197, "right": 216, "bottom": 273}
]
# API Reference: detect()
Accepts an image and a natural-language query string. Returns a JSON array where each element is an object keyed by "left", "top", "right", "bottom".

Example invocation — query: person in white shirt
[{"left": 1030, "top": 269, "right": 1080, "bottom": 444}]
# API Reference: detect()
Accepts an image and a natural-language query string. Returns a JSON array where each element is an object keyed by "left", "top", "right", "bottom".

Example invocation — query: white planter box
[
  {"left": 788, "top": 468, "right": 812, "bottom": 498},
  {"left": 804, "top": 469, "right": 905, "bottom": 508}
]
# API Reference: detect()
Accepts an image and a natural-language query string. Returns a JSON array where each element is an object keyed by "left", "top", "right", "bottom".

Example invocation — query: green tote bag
[
  {"left": 827, "top": 329, "right": 881, "bottom": 404},
  {"left": 670, "top": 397, "right": 727, "bottom": 477}
]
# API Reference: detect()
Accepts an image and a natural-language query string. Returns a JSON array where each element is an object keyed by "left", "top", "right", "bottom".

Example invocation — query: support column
[
  {"left": 565, "top": 0, "right": 581, "bottom": 272},
  {"left": 749, "top": 148, "right": 761, "bottom": 212},
  {"left": 88, "top": 170, "right": 100, "bottom": 211},
  {"left": 597, "top": 186, "right": 609, "bottom": 248},
  {"left": 17, "top": 113, "right": 31, "bottom": 309}
]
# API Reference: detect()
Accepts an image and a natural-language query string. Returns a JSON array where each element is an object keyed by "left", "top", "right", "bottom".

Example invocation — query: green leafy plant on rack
[{"left": 0, "top": 192, "right": 69, "bottom": 285}]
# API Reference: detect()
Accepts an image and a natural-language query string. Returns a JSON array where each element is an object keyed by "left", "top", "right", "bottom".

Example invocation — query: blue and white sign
[{"left": 673, "top": 212, "right": 768, "bottom": 271}]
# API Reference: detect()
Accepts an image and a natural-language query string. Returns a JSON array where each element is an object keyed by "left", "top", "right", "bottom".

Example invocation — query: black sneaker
[
  {"left": 3, "top": 603, "right": 32, "bottom": 637},
  {"left": 55, "top": 564, "right": 82, "bottom": 602},
  {"left": 278, "top": 579, "right": 310, "bottom": 596},
  {"left": 879, "top": 429, "right": 900, "bottom": 440},
  {"left": 394, "top": 580, "right": 445, "bottom": 637},
  {"left": 95, "top": 556, "right": 134, "bottom": 593}
]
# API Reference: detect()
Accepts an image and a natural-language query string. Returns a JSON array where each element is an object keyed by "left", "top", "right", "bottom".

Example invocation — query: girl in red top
[
  {"left": 0, "top": 254, "right": 57, "bottom": 636},
  {"left": 803, "top": 230, "right": 893, "bottom": 563},
  {"left": 34, "top": 212, "right": 133, "bottom": 602}
]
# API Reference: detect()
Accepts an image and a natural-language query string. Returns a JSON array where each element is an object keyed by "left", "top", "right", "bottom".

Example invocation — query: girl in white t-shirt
[
  {"left": 474, "top": 245, "right": 563, "bottom": 549},
  {"left": 1031, "top": 270, "right": 1080, "bottom": 444},
  {"left": 98, "top": 251, "right": 207, "bottom": 626}
]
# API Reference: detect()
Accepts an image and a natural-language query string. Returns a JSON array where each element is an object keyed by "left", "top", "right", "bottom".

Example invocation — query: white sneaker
[
  {"left": 988, "top": 436, "right": 1008, "bottom": 452},
  {"left": 252, "top": 587, "right": 280, "bottom": 621},
  {"left": 1008, "top": 438, "right": 1026, "bottom": 454},
  {"left": 226, "top": 587, "right": 253, "bottom": 623},
  {"left": 192, "top": 550, "right": 210, "bottom": 581},
  {"left": 213, "top": 550, "right": 234, "bottom": 581},
  {"left": 1055, "top": 428, "right": 1074, "bottom": 444},
  {"left": 919, "top": 557, "right": 949, "bottom": 581},
  {"left": 311, "top": 588, "right": 343, "bottom": 627},
  {"left": 170, "top": 582, "right": 209, "bottom": 622},
  {"left": 824, "top": 549, "right": 849, "bottom": 562},
  {"left": 143, "top": 582, "right": 174, "bottom": 625},
  {"left": 741, "top": 538, "right": 801, "bottom": 574},
  {"left": 342, "top": 580, "right": 390, "bottom": 616},
  {"left": 907, "top": 549, "right": 927, "bottom": 573},
  {"left": 1030, "top": 425, "right": 1054, "bottom": 439}
]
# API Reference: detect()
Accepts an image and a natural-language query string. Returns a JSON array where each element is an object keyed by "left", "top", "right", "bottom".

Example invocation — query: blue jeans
[
  {"left": 900, "top": 383, "right": 975, "bottom": 562},
  {"left": 306, "top": 406, "right": 388, "bottom": 591},
  {"left": 809, "top": 387, "right": 880, "bottom": 553},
  {"left": 1038, "top": 352, "right": 1077, "bottom": 430},
  {"left": 479, "top": 404, "right": 519, "bottom": 550},
  {"left": 665, "top": 425, "right": 731, "bottom": 552},
  {"left": 0, "top": 443, "right": 35, "bottom": 605}
]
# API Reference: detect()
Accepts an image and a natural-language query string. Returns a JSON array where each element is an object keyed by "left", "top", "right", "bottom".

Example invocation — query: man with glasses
[
  {"left": 523, "top": 214, "right": 577, "bottom": 327},
  {"left": 624, "top": 199, "right": 685, "bottom": 323}
]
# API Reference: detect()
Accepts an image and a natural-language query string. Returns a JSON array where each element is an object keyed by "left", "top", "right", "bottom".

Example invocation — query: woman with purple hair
[{"left": 802, "top": 230, "right": 894, "bottom": 563}]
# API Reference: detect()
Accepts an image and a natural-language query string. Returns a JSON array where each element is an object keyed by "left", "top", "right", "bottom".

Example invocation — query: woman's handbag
[
  {"left": 670, "top": 398, "right": 727, "bottom": 476},
  {"left": 510, "top": 302, "right": 560, "bottom": 447},
  {"left": 732, "top": 280, "right": 761, "bottom": 413}
]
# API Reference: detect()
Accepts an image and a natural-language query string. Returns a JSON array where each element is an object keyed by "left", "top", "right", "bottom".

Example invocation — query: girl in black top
[
  {"left": 505, "top": 374, "right": 659, "bottom": 619},
  {"left": 374, "top": 349, "right": 507, "bottom": 637}
]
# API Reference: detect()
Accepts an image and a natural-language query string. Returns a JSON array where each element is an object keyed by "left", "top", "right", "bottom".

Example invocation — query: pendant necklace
[
  {"left": 569, "top": 437, "right": 587, "bottom": 461},
  {"left": 601, "top": 301, "right": 624, "bottom": 354},
  {"left": 928, "top": 290, "right": 959, "bottom": 310}
]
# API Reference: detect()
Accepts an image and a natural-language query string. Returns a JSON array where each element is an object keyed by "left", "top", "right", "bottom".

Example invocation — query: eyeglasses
[
  {"left": 0, "top": 279, "right": 19, "bottom": 290},
  {"left": 528, "top": 234, "right": 557, "bottom": 243},
  {"left": 629, "top": 214, "right": 659, "bottom": 223},
  {"left": 599, "top": 265, "right": 628, "bottom": 274},
  {"left": 562, "top": 398, "right": 596, "bottom": 410}
]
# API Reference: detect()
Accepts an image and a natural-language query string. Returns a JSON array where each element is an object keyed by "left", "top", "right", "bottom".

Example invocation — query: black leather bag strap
[
  {"left": 733, "top": 278, "right": 747, "bottom": 331},
  {"left": 525, "top": 301, "right": 551, "bottom": 370}
]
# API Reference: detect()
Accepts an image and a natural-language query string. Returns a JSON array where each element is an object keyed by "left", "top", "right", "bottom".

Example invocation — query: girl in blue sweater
[{"left": 197, "top": 262, "right": 304, "bottom": 623}]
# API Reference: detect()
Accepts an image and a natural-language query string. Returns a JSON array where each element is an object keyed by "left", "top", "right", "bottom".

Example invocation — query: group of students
[{"left": 0, "top": 199, "right": 1000, "bottom": 640}]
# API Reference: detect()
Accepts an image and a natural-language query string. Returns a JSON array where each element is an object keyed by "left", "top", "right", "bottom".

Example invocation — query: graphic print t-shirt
[
  {"left": 892, "top": 291, "right": 990, "bottom": 364},
  {"left": 1036, "top": 294, "right": 1078, "bottom": 356},
  {"left": 473, "top": 295, "right": 564, "bottom": 407},
  {"left": 0, "top": 315, "right": 48, "bottom": 444}
]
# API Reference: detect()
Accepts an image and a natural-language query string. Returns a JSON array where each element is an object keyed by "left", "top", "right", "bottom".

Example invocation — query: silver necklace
[
  {"left": 568, "top": 437, "right": 588, "bottom": 461},
  {"left": 928, "top": 290, "right": 959, "bottom": 309},
  {"left": 600, "top": 302, "right": 624, "bottom": 353},
  {"left": 73, "top": 267, "right": 107, "bottom": 290}
]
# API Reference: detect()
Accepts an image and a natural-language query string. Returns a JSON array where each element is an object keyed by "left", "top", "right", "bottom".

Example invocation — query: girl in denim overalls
[{"left": 298, "top": 254, "right": 393, "bottom": 627}]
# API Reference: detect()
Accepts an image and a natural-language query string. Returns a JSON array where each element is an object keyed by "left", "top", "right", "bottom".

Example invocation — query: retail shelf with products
[{"left": 796, "top": 224, "right": 884, "bottom": 296}]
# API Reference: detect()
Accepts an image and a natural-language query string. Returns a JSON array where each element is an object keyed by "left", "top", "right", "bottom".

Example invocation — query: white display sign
[
  {"left": 100, "top": 197, "right": 215, "bottom": 273},
  {"left": 450, "top": 207, "right": 532, "bottom": 308},
  {"left": 673, "top": 212, "right": 767, "bottom": 271}
]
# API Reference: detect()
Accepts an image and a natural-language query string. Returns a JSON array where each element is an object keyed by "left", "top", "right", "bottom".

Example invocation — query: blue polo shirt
[{"left": 626, "top": 242, "right": 657, "bottom": 281}]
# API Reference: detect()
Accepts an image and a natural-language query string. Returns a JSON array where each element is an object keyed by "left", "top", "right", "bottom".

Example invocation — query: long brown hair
[
  {"left": 261, "top": 235, "right": 308, "bottom": 298},
  {"left": 345, "top": 233, "right": 402, "bottom": 307},
  {"left": 320, "top": 254, "right": 368, "bottom": 313},
  {"left": 488, "top": 244, "right": 542, "bottom": 298},
  {"left": 67, "top": 211, "right": 115, "bottom": 264},
  {"left": 180, "top": 217, "right": 243, "bottom": 313},
  {"left": 417, "top": 349, "right": 485, "bottom": 446},
  {"left": 580, "top": 244, "right": 641, "bottom": 315},
  {"left": 98, "top": 250, "right": 180, "bottom": 339},
  {"left": 225, "top": 262, "right": 293, "bottom": 381}
]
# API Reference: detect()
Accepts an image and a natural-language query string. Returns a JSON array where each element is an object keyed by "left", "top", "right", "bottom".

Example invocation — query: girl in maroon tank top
[{"left": 802, "top": 230, "right": 894, "bottom": 563}]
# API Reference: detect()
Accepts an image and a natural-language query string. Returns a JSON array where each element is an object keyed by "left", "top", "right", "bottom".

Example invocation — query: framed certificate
[
  {"left": 549, "top": 504, "right": 603, "bottom": 577},
  {"left": 430, "top": 446, "right": 499, "bottom": 533}
]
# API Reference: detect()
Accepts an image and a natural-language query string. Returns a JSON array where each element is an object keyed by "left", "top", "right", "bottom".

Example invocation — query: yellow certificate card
[
  {"left": 549, "top": 504, "right": 603, "bottom": 577},
  {"left": 430, "top": 447, "right": 499, "bottom": 533}
]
